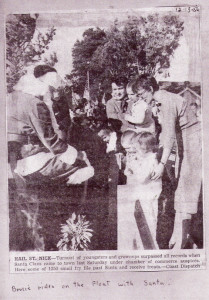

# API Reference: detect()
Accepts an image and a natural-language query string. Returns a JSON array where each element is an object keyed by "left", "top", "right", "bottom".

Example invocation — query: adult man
[
  {"left": 106, "top": 77, "right": 129, "bottom": 132},
  {"left": 132, "top": 74, "right": 202, "bottom": 249},
  {"left": 8, "top": 65, "right": 94, "bottom": 185}
]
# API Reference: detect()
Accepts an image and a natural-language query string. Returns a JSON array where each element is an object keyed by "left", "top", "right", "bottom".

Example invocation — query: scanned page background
[{"left": 1, "top": 0, "right": 209, "bottom": 299}]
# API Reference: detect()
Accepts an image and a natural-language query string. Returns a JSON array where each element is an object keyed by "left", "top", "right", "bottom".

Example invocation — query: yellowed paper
[{"left": 1, "top": 1, "right": 209, "bottom": 299}]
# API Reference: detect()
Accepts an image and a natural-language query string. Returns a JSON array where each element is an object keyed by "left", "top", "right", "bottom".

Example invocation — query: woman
[
  {"left": 132, "top": 74, "right": 202, "bottom": 249},
  {"left": 7, "top": 65, "right": 94, "bottom": 185}
]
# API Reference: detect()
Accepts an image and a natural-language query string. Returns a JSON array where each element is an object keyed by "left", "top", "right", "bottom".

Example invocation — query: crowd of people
[
  {"left": 103, "top": 75, "right": 202, "bottom": 250},
  {"left": 8, "top": 64, "right": 202, "bottom": 250}
]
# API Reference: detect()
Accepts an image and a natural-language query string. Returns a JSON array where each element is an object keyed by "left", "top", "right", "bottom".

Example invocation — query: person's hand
[
  {"left": 77, "top": 151, "right": 86, "bottom": 161},
  {"left": 66, "top": 170, "right": 84, "bottom": 185},
  {"left": 66, "top": 166, "right": 94, "bottom": 185},
  {"left": 150, "top": 162, "right": 165, "bottom": 180},
  {"left": 77, "top": 151, "right": 91, "bottom": 166}
]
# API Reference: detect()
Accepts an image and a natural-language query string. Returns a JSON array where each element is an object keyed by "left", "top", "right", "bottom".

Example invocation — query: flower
[{"left": 57, "top": 212, "right": 93, "bottom": 251}]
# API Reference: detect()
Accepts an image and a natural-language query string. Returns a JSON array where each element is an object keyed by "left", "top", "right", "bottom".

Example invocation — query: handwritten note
[
  {"left": 11, "top": 278, "right": 172, "bottom": 294},
  {"left": 175, "top": 5, "right": 200, "bottom": 13}
]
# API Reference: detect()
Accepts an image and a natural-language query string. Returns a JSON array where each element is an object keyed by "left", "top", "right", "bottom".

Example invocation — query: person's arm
[
  {"left": 106, "top": 99, "right": 126, "bottom": 122},
  {"left": 29, "top": 100, "right": 78, "bottom": 165},
  {"left": 125, "top": 102, "right": 147, "bottom": 124},
  {"left": 150, "top": 148, "right": 171, "bottom": 180},
  {"left": 151, "top": 95, "right": 176, "bottom": 180},
  {"left": 116, "top": 111, "right": 126, "bottom": 123},
  {"left": 106, "top": 100, "right": 118, "bottom": 119}
]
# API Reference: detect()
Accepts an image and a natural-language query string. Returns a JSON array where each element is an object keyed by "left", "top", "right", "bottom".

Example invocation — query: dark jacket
[{"left": 7, "top": 90, "right": 68, "bottom": 158}]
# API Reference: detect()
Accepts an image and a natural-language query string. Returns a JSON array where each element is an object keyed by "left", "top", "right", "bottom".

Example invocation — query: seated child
[
  {"left": 124, "top": 81, "right": 155, "bottom": 134},
  {"left": 98, "top": 127, "right": 126, "bottom": 184},
  {"left": 98, "top": 127, "right": 118, "bottom": 153}
]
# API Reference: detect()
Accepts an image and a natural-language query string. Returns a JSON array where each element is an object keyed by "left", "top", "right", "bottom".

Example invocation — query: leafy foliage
[
  {"left": 71, "top": 27, "right": 107, "bottom": 96},
  {"left": 70, "top": 13, "right": 184, "bottom": 99},
  {"left": 57, "top": 212, "right": 93, "bottom": 251},
  {"left": 6, "top": 14, "right": 56, "bottom": 92}
]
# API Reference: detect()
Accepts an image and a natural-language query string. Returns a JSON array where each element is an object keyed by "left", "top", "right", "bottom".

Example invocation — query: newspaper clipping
[{"left": 7, "top": 5, "right": 204, "bottom": 277}]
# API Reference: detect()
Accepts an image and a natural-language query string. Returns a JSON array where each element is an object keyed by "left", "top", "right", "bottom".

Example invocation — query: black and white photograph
[{"left": 6, "top": 6, "right": 203, "bottom": 254}]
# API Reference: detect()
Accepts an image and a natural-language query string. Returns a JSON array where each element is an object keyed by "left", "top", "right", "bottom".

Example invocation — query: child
[
  {"left": 120, "top": 130, "right": 137, "bottom": 176},
  {"left": 124, "top": 81, "right": 155, "bottom": 134},
  {"left": 98, "top": 127, "right": 118, "bottom": 153},
  {"left": 98, "top": 127, "right": 123, "bottom": 168},
  {"left": 118, "top": 131, "right": 161, "bottom": 250}
]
